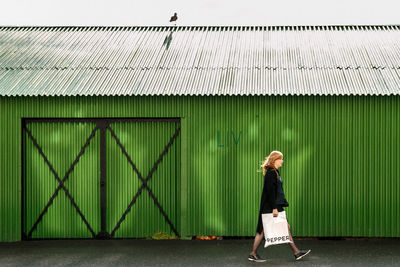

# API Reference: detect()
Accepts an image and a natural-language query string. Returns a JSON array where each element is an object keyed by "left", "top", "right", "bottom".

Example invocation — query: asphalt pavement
[{"left": 0, "top": 238, "right": 399, "bottom": 266}]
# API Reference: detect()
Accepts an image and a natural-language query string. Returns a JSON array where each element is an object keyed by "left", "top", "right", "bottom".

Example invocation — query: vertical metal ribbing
[
  {"left": 108, "top": 124, "right": 181, "bottom": 238},
  {"left": 21, "top": 118, "right": 180, "bottom": 240},
  {"left": 24, "top": 124, "right": 98, "bottom": 238},
  {"left": 21, "top": 119, "right": 26, "bottom": 240},
  {"left": 96, "top": 121, "right": 110, "bottom": 239},
  {"left": 100, "top": 126, "right": 107, "bottom": 234}
]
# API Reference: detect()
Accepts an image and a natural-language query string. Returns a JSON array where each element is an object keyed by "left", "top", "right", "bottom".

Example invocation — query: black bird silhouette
[{"left": 170, "top": 13, "right": 178, "bottom": 23}]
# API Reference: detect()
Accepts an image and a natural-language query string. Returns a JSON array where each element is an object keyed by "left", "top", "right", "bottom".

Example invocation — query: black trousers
[{"left": 256, "top": 205, "right": 286, "bottom": 234}]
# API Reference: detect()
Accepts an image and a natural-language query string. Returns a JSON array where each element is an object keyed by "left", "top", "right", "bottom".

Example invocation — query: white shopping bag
[{"left": 262, "top": 211, "right": 292, "bottom": 247}]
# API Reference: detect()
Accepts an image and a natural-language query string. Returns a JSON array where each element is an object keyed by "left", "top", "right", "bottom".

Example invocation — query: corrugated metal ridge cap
[
  {"left": 0, "top": 25, "right": 400, "bottom": 31},
  {"left": 2, "top": 92, "right": 400, "bottom": 97}
]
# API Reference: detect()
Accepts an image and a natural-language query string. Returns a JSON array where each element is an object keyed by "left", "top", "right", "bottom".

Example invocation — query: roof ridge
[{"left": 0, "top": 25, "right": 400, "bottom": 31}]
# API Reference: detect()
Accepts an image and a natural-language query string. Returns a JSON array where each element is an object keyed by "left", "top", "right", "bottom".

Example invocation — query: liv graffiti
[{"left": 217, "top": 130, "right": 242, "bottom": 147}]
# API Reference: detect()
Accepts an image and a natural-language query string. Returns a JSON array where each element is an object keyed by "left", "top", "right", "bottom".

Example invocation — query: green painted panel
[
  {"left": 106, "top": 121, "right": 180, "bottom": 238},
  {"left": 1, "top": 96, "right": 400, "bottom": 241},
  {"left": 23, "top": 122, "right": 100, "bottom": 238}
]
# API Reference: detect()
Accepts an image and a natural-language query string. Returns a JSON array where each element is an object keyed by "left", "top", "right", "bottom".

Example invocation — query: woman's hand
[{"left": 273, "top": 209, "right": 278, "bottom": 217}]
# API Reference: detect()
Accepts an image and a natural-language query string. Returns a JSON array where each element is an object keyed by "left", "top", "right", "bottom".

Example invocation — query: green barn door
[
  {"left": 106, "top": 120, "right": 181, "bottom": 238},
  {"left": 23, "top": 121, "right": 101, "bottom": 239}
]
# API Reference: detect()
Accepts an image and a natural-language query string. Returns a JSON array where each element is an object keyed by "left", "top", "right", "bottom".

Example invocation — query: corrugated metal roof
[{"left": 0, "top": 25, "right": 400, "bottom": 96}]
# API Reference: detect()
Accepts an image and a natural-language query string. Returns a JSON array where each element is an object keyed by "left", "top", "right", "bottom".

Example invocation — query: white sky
[{"left": 0, "top": 0, "right": 399, "bottom": 26}]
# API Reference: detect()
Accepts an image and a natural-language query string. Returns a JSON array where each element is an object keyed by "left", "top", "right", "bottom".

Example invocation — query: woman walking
[{"left": 248, "top": 150, "right": 311, "bottom": 262}]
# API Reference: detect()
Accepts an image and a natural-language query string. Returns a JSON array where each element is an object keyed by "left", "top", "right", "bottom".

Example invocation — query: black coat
[{"left": 259, "top": 168, "right": 280, "bottom": 213}]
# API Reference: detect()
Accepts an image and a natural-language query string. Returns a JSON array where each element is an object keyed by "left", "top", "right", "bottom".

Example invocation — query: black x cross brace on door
[{"left": 22, "top": 118, "right": 181, "bottom": 239}]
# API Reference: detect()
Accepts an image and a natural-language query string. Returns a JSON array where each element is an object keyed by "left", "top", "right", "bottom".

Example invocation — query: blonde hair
[{"left": 258, "top": 150, "right": 283, "bottom": 176}]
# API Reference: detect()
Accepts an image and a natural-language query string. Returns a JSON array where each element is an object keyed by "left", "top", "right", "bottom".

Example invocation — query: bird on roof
[{"left": 170, "top": 12, "right": 178, "bottom": 26}]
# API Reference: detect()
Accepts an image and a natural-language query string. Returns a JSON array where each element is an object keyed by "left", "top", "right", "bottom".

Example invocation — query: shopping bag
[{"left": 262, "top": 211, "right": 292, "bottom": 247}]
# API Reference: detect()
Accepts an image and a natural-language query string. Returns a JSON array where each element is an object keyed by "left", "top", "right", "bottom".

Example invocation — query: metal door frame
[{"left": 21, "top": 117, "right": 181, "bottom": 240}]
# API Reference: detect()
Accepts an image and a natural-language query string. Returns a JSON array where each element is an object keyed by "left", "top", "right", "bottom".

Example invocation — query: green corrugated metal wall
[
  {"left": 22, "top": 119, "right": 180, "bottom": 239},
  {"left": 24, "top": 122, "right": 101, "bottom": 238},
  {"left": 106, "top": 121, "right": 180, "bottom": 238},
  {"left": 1, "top": 96, "right": 400, "bottom": 241}
]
